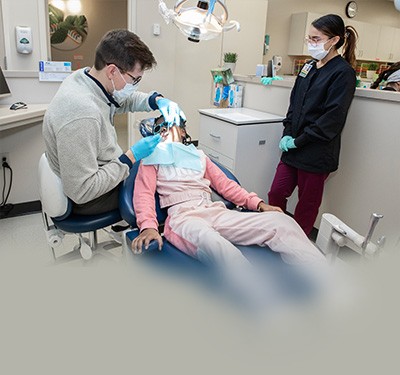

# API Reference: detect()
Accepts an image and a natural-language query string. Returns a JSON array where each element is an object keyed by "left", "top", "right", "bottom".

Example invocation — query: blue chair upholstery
[
  {"left": 52, "top": 210, "right": 121, "bottom": 234},
  {"left": 38, "top": 153, "right": 122, "bottom": 260}
]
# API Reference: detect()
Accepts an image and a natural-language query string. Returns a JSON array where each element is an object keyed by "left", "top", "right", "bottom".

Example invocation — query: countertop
[
  {"left": 233, "top": 74, "right": 400, "bottom": 103},
  {"left": 198, "top": 107, "right": 285, "bottom": 125},
  {"left": 0, "top": 103, "right": 48, "bottom": 131}
]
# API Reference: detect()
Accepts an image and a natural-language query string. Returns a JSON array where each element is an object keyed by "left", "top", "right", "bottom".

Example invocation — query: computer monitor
[{"left": 0, "top": 66, "right": 11, "bottom": 99}]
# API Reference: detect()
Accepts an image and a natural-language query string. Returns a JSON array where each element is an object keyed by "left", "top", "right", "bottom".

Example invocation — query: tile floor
[{"left": 0, "top": 212, "right": 125, "bottom": 267}]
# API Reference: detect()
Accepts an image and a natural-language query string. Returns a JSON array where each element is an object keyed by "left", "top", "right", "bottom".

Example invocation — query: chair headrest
[{"left": 38, "top": 153, "right": 70, "bottom": 219}]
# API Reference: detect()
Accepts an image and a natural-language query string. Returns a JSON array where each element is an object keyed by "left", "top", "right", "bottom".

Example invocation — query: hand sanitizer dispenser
[{"left": 15, "top": 26, "right": 33, "bottom": 54}]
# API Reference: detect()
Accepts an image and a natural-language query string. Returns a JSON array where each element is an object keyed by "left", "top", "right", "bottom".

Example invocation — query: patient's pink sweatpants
[{"left": 164, "top": 199, "right": 327, "bottom": 268}]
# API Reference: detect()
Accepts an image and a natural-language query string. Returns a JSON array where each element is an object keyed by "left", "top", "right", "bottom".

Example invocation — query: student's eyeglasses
[
  {"left": 108, "top": 63, "right": 142, "bottom": 85},
  {"left": 304, "top": 35, "right": 331, "bottom": 47},
  {"left": 124, "top": 71, "right": 142, "bottom": 86}
]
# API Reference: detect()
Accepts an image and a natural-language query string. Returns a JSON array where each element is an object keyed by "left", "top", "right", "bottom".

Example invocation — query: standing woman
[{"left": 268, "top": 14, "right": 358, "bottom": 237}]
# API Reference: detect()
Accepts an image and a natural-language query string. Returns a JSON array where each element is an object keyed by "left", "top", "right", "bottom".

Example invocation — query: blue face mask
[{"left": 111, "top": 69, "right": 138, "bottom": 105}]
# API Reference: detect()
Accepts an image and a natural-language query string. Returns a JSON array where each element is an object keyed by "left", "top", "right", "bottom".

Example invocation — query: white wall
[
  {"left": 0, "top": 0, "right": 48, "bottom": 70},
  {"left": 0, "top": 72, "right": 61, "bottom": 203}
]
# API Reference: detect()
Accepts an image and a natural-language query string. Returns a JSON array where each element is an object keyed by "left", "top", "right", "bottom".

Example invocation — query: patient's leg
[
  {"left": 213, "top": 209, "right": 327, "bottom": 266},
  {"left": 164, "top": 210, "right": 250, "bottom": 268}
]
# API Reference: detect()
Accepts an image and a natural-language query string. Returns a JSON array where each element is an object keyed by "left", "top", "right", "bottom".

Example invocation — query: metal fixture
[{"left": 158, "top": 0, "right": 240, "bottom": 43}]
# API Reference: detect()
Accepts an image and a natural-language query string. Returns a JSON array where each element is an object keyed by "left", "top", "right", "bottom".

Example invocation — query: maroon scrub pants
[{"left": 268, "top": 161, "right": 329, "bottom": 236}]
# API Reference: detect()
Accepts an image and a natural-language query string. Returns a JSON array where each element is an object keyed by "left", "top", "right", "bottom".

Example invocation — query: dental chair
[
  {"left": 119, "top": 160, "right": 300, "bottom": 290},
  {"left": 38, "top": 153, "right": 122, "bottom": 261}
]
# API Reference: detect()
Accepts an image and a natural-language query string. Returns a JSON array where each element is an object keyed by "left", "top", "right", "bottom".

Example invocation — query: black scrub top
[{"left": 281, "top": 55, "right": 356, "bottom": 173}]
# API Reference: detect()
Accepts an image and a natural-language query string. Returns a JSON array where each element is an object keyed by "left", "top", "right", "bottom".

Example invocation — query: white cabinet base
[{"left": 199, "top": 109, "right": 284, "bottom": 201}]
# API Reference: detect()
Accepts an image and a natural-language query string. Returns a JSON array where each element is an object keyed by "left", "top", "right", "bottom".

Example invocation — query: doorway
[{"left": 47, "top": 0, "right": 129, "bottom": 150}]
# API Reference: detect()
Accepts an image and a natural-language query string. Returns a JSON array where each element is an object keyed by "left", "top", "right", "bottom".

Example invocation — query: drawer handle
[
  {"left": 209, "top": 133, "right": 221, "bottom": 140},
  {"left": 208, "top": 153, "right": 219, "bottom": 160}
]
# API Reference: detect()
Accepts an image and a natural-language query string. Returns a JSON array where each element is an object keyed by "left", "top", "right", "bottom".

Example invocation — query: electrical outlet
[{"left": 1, "top": 152, "right": 10, "bottom": 165}]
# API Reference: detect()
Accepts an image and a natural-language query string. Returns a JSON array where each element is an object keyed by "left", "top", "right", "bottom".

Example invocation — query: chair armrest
[{"left": 126, "top": 229, "right": 162, "bottom": 254}]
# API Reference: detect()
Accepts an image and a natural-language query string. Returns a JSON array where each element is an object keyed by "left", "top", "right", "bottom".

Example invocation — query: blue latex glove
[
  {"left": 261, "top": 76, "right": 283, "bottom": 85},
  {"left": 279, "top": 136, "right": 297, "bottom": 152},
  {"left": 157, "top": 97, "right": 186, "bottom": 127},
  {"left": 261, "top": 77, "right": 273, "bottom": 85},
  {"left": 130, "top": 134, "right": 161, "bottom": 161},
  {"left": 222, "top": 85, "right": 230, "bottom": 100},
  {"left": 214, "top": 75, "right": 223, "bottom": 83}
]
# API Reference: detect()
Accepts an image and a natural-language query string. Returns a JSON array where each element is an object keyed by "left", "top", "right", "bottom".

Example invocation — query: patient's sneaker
[
  {"left": 105, "top": 220, "right": 130, "bottom": 244},
  {"left": 112, "top": 219, "right": 130, "bottom": 231}
]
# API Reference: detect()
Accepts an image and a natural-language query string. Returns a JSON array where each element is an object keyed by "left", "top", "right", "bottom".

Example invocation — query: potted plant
[
  {"left": 366, "top": 62, "right": 379, "bottom": 79},
  {"left": 223, "top": 52, "right": 238, "bottom": 73}
]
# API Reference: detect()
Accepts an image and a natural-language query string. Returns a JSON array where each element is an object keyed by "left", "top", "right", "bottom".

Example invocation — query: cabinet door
[
  {"left": 361, "top": 23, "right": 380, "bottom": 61},
  {"left": 347, "top": 20, "right": 380, "bottom": 61},
  {"left": 199, "top": 115, "right": 238, "bottom": 159},
  {"left": 391, "top": 28, "right": 400, "bottom": 62},
  {"left": 376, "top": 26, "right": 395, "bottom": 62}
]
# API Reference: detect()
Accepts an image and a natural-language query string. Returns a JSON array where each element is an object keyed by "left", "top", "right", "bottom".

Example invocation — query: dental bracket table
[{"left": 0, "top": 104, "right": 48, "bottom": 131}]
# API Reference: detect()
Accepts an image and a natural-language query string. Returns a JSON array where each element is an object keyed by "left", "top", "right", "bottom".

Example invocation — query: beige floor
[
  {"left": 0, "top": 213, "right": 394, "bottom": 374},
  {"left": 0, "top": 212, "right": 124, "bottom": 267}
]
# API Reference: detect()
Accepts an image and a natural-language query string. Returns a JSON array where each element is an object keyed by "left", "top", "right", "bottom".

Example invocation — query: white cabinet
[
  {"left": 374, "top": 26, "right": 400, "bottom": 63},
  {"left": 198, "top": 108, "right": 284, "bottom": 201},
  {"left": 347, "top": 20, "right": 380, "bottom": 61},
  {"left": 376, "top": 26, "right": 396, "bottom": 61},
  {"left": 287, "top": 12, "right": 323, "bottom": 56},
  {"left": 390, "top": 28, "right": 400, "bottom": 62}
]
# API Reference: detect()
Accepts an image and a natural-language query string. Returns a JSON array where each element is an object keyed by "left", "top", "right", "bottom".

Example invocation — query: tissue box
[
  {"left": 228, "top": 84, "right": 243, "bottom": 108},
  {"left": 213, "top": 83, "right": 224, "bottom": 107},
  {"left": 255, "top": 64, "right": 267, "bottom": 77}
]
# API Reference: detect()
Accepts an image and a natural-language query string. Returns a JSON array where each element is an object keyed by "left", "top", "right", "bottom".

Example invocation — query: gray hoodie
[{"left": 43, "top": 68, "right": 156, "bottom": 204}]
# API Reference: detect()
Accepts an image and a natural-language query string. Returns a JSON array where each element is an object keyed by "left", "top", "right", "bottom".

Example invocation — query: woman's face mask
[
  {"left": 111, "top": 69, "right": 139, "bottom": 105},
  {"left": 307, "top": 39, "right": 332, "bottom": 61}
]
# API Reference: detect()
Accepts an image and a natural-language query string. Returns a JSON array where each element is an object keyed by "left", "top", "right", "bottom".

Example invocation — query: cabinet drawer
[
  {"left": 199, "top": 116, "right": 237, "bottom": 159},
  {"left": 199, "top": 143, "right": 235, "bottom": 171}
]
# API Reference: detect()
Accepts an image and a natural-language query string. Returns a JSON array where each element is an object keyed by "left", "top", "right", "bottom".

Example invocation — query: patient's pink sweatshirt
[{"left": 134, "top": 150, "right": 262, "bottom": 231}]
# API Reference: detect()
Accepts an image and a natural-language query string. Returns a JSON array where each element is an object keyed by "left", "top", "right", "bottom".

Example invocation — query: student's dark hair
[
  {"left": 94, "top": 29, "right": 156, "bottom": 72},
  {"left": 312, "top": 14, "right": 358, "bottom": 69},
  {"left": 371, "top": 61, "right": 400, "bottom": 89}
]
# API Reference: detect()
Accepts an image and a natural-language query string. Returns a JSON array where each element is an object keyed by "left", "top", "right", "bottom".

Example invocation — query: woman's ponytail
[{"left": 342, "top": 26, "right": 358, "bottom": 69}]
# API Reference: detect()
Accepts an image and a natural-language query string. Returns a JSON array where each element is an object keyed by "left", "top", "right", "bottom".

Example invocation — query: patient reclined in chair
[{"left": 131, "top": 118, "right": 327, "bottom": 273}]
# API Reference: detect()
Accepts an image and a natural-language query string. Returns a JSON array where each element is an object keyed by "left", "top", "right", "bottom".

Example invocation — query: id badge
[{"left": 299, "top": 62, "right": 313, "bottom": 78}]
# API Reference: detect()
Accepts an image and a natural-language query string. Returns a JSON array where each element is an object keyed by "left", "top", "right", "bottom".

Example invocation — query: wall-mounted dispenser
[{"left": 15, "top": 26, "right": 33, "bottom": 54}]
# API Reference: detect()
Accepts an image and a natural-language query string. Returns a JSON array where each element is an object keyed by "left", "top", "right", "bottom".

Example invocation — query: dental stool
[{"left": 38, "top": 153, "right": 122, "bottom": 261}]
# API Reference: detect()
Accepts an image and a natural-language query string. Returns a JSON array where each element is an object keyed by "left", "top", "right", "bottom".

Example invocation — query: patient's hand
[
  {"left": 131, "top": 228, "right": 163, "bottom": 254},
  {"left": 257, "top": 202, "right": 283, "bottom": 213}
]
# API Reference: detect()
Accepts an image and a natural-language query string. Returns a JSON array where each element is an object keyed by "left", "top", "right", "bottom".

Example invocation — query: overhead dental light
[{"left": 158, "top": 0, "right": 240, "bottom": 43}]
